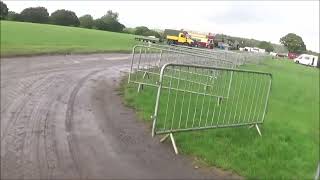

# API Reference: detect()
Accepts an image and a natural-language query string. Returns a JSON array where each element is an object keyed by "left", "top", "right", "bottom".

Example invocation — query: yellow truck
[{"left": 164, "top": 29, "right": 194, "bottom": 46}]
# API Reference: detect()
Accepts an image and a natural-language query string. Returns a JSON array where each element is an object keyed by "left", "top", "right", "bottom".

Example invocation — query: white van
[{"left": 294, "top": 54, "right": 319, "bottom": 67}]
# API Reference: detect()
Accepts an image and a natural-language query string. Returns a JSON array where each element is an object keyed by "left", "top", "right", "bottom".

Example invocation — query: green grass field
[
  {"left": 0, "top": 21, "right": 136, "bottom": 57},
  {"left": 121, "top": 59, "right": 319, "bottom": 179}
]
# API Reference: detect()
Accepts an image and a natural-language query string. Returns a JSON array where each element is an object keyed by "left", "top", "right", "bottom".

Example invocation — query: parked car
[
  {"left": 294, "top": 54, "right": 319, "bottom": 67},
  {"left": 270, "top": 52, "right": 277, "bottom": 56},
  {"left": 276, "top": 53, "right": 288, "bottom": 58}
]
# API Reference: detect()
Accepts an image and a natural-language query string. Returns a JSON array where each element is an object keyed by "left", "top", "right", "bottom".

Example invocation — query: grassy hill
[{"left": 0, "top": 21, "right": 136, "bottom": 57}]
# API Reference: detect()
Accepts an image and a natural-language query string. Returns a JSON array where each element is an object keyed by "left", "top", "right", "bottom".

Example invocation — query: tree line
[
  {"left": 0, "top": 1, "right": 317, "bottom": 56},
  {"left": 215, "top": 32, "right": 314, "bottom": 55},
  {"left": 0, "top": 1, "right": 160, "bottom": 37}
]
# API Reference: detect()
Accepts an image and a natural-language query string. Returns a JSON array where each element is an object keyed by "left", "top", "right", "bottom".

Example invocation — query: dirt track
[{"left": 1, "top": 54, "right": 240, "bottom": 179}]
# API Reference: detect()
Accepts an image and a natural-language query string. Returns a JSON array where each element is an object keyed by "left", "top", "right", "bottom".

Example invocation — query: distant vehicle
[
  {"left": 294, "top": 54, "right": 319, "bottom": 67},
  {"left": 189, "top": 32, "right": 214, "bottom": 49},
  {"left": 276, "top": 53, "right": 288, "bottom": 58},
  {"left": 134, "top": 36, "right": 159, "bottom": 43},
  {"left": 164, "top": 29, "right": 194, "bottom": 46},
  {"left": 288, "top": 52, "right": 299, "bottom": 59},
  {"left": 269, "top": 52, "right": 278, "bottom": 56},
  {"left": 244, "top": 47, "right": 266, "bottom": 53}
]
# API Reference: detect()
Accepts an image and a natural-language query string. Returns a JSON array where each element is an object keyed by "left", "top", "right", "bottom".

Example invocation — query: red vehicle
[
  {"left": 206, "top": 34, "right": 214, "bottom": 49},
  {"left": 288, "top": 52, "right": 299, "bottom": 59},
  {"left": 189, "top": 32, "right": 214, "bottom": 49}
]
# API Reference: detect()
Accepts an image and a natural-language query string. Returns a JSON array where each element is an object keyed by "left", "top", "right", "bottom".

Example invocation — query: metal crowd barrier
[
  {"left": 128, "top": 45, "right": 235, "bottom": 91},
  {"left": 127, "top": 44, "right": 272, "bottom": 154},
  {"left": 151, "top": 63, "right": 272, "bottom": 154},
  {"left": 149, "top": 44, "right": 241, "bottom": 65},
  {"left": 147, "top": 43, "right": 268, "bottom": 66}
]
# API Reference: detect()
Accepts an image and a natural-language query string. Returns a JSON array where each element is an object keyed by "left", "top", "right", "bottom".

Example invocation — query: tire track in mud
[
  {"left": 65, "top": 69, "right": 105, "bottom": 178},
  {"left": 1, "top": 75, "right": 45, "bottom": 114},
  {"left": 24, "top": 74, "right": 71, "bottom": 179},
  {"left": 1, "top": 74, "right": 60, "bottom": 141},
  {"left": 1, "top": 75, "right": 62, "bottom": 179}
]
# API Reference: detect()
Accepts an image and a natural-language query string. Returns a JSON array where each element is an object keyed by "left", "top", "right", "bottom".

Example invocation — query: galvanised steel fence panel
[
  {"left": 149, "top": 44, "right": 239, "bottom": 65},
  {"left": 147, "top": 43, "right": 266, "bottom": 66},
  {"left": 152, "top": 63, "right": 272, "bottom": 138},
  {"left": 128, "top": 45, "right": 235, "bottom": 89},
  {"left": 127, "top": 43, "right": 272, "bottom": 154}
]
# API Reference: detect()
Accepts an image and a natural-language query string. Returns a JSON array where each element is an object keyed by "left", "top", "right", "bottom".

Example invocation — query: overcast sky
[{"left": 4, "top": 1, "right": 320, "bottom": 52}]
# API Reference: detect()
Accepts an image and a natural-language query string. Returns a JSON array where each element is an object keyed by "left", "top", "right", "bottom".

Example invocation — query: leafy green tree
[
  {"left": 123, "top": 27, "right": 136, "bottom": 34},
  {"left": 280, "top": 33, "right": 306, "bottom": 53},
  {"left": 0, "top": 1, "right": 8, "bottom": 19},
  {"left": 93, "top": 18, "right": 106, "bottom": 30},
  {"left": 50, "top": 9, "right": 80, "bottom": 26},
  {"left": 134, "top": 26, "right": 161, "bottom": 38},
  {"left": 145, "top": 30, "right": 161, "bottom": 38},
  {"left": 20, "top": 7, "right": 49, "bottom": 23},
  {"left": 7, "top": 11, "right": 21, "bottom": 21},
  {"left": 106, "top": 10, "right": 118, "bottom": 20},
  {"left": 134, "top": 26, "right": 149, "bottom": 35},
  {"left": 79, "top": 14, "right": 93, "bottom": 28},
  {"left": 94, "top": 11, "right": 125, "bottom": 32},
  {"left": 258, "top": 41, "right": 274, "bottom": 52}
]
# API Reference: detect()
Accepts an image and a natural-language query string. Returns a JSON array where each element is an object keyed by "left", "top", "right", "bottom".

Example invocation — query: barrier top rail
[
  {"left": 147, "top": 43, "right": 259, "bottom": 66},
  {"left": 131, "top": 44, "right": 235, "bottom": 66}
]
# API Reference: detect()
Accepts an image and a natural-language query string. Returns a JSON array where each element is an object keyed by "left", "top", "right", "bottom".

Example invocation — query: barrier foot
[
  {"left": 255, "top": 124, "right": 262, "bottom": 136},
  {"left": 160, "top": 133, "right": 179, "bottom": 155},
  {"left": 137, "top": 71, "right": 149, "bottom": 93},
  {"left": 137, "top": 83, "right": 143, "bottom": 93},
  {"left": 160, "top": 134, "right": 169, "bottom": 142},
  {"left": 170, "top": 133, "right": 179, "bottom": 155},
  {"left": 249, "top": 124, "right": 262, "bottom": 136}
]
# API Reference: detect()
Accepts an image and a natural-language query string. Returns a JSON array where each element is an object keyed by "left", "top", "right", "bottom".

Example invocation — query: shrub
[
  {"left": 79, "top": 14, "right": 94, "bottom": 28},
  {"left": 258, "top": 41, "right": 274, "bottom": 52},
  {"left": 123, "top": 27, "right": 136, "bottom": 34},
  {"left": 93, "top": 11, "right": 125, "bottom": 32},
  {"left": 20, "top": 7, "right": 49, "bottom": 23},
  {"left": 134, "top": 26, "right": 161, "bottom": 38},
  {"left": 134, "top": 26, "right": 149, "bottom": 35},
  {"left": 50, "top": 9, "right": 80, "bottom": 26},
  {"left": 7, "top": 11, "right": 21, "bottom": 21}
]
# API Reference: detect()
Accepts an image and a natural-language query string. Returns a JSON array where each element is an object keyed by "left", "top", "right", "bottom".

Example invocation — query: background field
[
  {"left": 121, "top": 58, "right": 319, "bottom": 179},
  {"left": 1, "top": 21, "right": 136, "bottom": 57}
]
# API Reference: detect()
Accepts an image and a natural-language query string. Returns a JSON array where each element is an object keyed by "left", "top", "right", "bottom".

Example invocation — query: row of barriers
[
  {"left": 128, "top": 43, "right": 272, "bottom": 154},
  {"left": 128, "top": 44, "right": 236, "bottom": 91}
]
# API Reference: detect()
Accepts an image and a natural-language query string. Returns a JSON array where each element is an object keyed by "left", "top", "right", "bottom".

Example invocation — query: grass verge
[{"left": 121, "top": 58, "right": 319, "bottom": 179}]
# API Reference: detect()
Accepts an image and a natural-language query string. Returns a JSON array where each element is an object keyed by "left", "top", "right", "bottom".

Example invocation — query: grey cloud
[{"left": 207, "top": 6, "right": 283, "bottom": 25}]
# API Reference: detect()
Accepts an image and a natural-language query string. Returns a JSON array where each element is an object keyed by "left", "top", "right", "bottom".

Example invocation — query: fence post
[
  {"left": 128, "top": 45, "right": 137, "bottom": 83},
  {"left": 315, "top": 162, "right": 320, "bottom": 180},
  {"left": 227, "top": 71, "right": 234, "bottom": 98}
]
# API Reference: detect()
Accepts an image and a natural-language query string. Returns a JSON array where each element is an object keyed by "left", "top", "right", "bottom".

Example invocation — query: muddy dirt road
[{"left": 1, "top": 54, "right": 239, "bottom": 179}]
